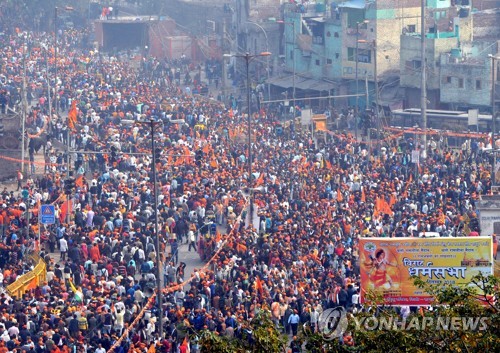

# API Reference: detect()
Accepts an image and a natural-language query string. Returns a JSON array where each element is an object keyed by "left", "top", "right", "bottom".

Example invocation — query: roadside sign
[{"left": 40, "top": 204, "right": 56, "bottom": 225}]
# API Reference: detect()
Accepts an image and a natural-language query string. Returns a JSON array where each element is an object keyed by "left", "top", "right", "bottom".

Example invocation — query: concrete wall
[
  {"left": 439, "top": 56, "right": 490, "bottom": 106},
  {"left": 400, "top": 35, "right": 457, "bottom": 90}
]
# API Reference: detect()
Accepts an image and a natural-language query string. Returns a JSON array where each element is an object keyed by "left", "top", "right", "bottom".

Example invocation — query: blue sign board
[
  {"left": 40, "top": 204, "right": 56, "bottom": 225},
  {"left": 210, "top": 223, "right": 217, "bottom": 235}
]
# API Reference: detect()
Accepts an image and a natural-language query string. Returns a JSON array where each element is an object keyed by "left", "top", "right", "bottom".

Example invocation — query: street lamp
[
  {"left": 138, "top": 118, "right": 164, "bottom": 339},
  {"left": 355, "top": 20, "right": 369, "bottom": 139},
  {"left": 246, "top": 21, "right": 271, "bottom": 101},
  {"left": 223, "top": 52, "right": 271, "bottom": 225},
  {"left": 54, "top": 6, "right": 74, "bottom": 183},
  {"left": 357, "top": 39, "right": 380, "bottom": 142},
  {"left": 278, "top": 20, "right": 296, "bottom": 120},
  {"left": 489, "top": 54, "right": 499, "bottom": 185},
  {"left": 489, "top": 55, "right": 499, "bottom": 149},
  {"left": 54, "top": 6, "right": 74, "bottom": 117}
]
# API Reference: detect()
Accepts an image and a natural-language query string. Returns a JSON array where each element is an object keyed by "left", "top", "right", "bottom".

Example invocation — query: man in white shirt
[
  {"left": 59, "top": 237, "right": 68, "bottom": 261},
  {"left": 351, "top": 288, "right": 360, "bottom": 312}
]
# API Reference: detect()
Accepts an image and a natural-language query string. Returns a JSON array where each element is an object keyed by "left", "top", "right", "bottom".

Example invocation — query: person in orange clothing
[{"left": 89, "top": 243, "right": 101, "bottom": 262}]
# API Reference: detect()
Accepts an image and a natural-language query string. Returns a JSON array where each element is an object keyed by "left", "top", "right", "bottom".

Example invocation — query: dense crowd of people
[{"left": 0, "top": 20, "right": 497, "bottom": 353}]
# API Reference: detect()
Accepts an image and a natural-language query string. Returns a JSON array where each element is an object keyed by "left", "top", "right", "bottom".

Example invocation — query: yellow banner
[{"left": 359, "top": 237, "right": 493, "bottom": 306}]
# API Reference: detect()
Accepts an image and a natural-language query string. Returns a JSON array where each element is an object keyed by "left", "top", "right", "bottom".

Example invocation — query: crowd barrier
[{"left": 6, "top": 253, "right": 47, "bottom": 298}]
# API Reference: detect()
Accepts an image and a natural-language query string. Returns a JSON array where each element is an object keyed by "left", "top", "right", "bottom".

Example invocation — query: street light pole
[
  {"left": 147, "top": 118, "right": 163, "bottom": 339},
  {"left": 490, "top": 55, "right": 498, "bottom": 186},
  {"left": 421, "top": 0, "right": 427, "bottom": 160},
  {"left": 54, "top": 7, "right": 58, "bottom": 116},
  {"left": 21, "top": 35, "right": 27, "bottom": 176},
  {"left": 247, "top": 21, "right": 271, "bottom": 101},
  {"left": 224, "top": 51, "right": 271, "bottom": 225},
  {"left": 491, "top": 55, "right": 498, "bottom": 150},
  {"left": 355, "top": 25, "right": 359, "bottom": 139},
  {"left": 245, "top": 54, "right": 252, "bottom": 220},
  {"left": 292, "top": 21, "right": 296, "bottom": 120},
  {"left": 355, "top": 20, "right": 369, "bottom": 139},
  {"left": 278, "top": 20, "right": 296, "bottom": 120}
]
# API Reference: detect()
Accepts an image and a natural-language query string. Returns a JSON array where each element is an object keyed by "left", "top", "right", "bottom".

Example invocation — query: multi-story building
[
  {"left": 399, "top": 0, "right": 473, "bottom": 109},
  {"left": 439, "top": 41, "right": 499, "bottom": 111},
  {"left": 274, "top": 0, "right": 424, "bottom": 109}
]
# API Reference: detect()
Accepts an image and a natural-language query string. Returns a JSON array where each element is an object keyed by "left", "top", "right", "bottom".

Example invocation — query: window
[
  {"left": 412, "top": 60, "right": 422, "bottom": 69},
  {"left": 348, "top": 47, "right": 355, "bottom": 61},
  {"left": 407, "top": 24, "right": 416, "bottom": 33},
  {"left": 343, "top": 67, "right": 353, "bottom": 74},
  {"left": 290, "top": 50, "right": 294, "bottom": 60},
  {"left": 446, "top": 76, "right": 452, "bottom": 84},
  {"left": 315, "top": 59, "right": 321, "bottom": 66},
  {"left": 335, "top": 53, "right": 340, "bottom": 59},
  {"left": 334, "top": 32, "right": 339, "bottom": 38},
  {"left": 476, "top": 79, "right": 482, "bottom": 90},
  {"left": 327, "top": 31, "right": 331, "bottom": 37},
  {"left": 327, "top": 58, "right": 332, "bottom": 65},
  {"left": 348, "top": 47, "right": 371, "bottom": 63},
  {"left": 358, "top": 49, "right": 372, "bottom": 63},
  {"left": 458, "top": 78, "right": 464, "bottom": 88}
]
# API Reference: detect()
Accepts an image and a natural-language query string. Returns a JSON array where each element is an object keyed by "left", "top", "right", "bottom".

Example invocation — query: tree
[
  {"left": 303, "top": 274, "right": 500, "bottom": 353},
  {"left": 198, "top": 275, "right": 499, "bottom": 352},
  {"left": 198, "top": 311, "right": 287, "bottom": 353}
]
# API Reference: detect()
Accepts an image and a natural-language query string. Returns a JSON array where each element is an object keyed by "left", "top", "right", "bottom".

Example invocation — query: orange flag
[
  {"left": 361, "top": 188, "right": 366, "bottom": 202},
  {"left": 325, "top": 160, "right": 332, "bottom": 169},
  {"left": 255, "top": 276, "right": 264, "bottom": 295},
  {"left": 255, "top": 173, "right": 265, "bottom": 187},
  {"left": 389, "top": 194, "right": 396, "bottom": 207},
  {"left": 68, "top": 100, "right": 78, "bottom": 131},
  {"left": 337, "top": 189, "right": 343, "bottom": 202},
  {"left": 229, "top": 108, "right": 234, "bottom": 118},
  {"left": 75, "top": 175, "right": 84, "bottom": 188},
  {"left": 59, "top": 196, "right": 73, "bottom": 223}
]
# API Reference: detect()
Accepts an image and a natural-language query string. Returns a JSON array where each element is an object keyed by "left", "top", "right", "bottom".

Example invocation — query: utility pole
[
  {"left": 292, "top": 21, "right": 296, "bottom": 121},
  {"left": 421, "top": 0, "right": 427, "bottom": 159},
  {"left": 21, "top": 34, "right": 28, "bottom": 176},
  {"left": 147, "top": 119, "right": 163, "bottom": 339},
  {"left": 374, "top": 40, "right": 381, "bottom": 141},
  {"left": 54, "top": 7, "right": 58, "bottom": 116},
  {"left": 221, "top": 18, "right": 226, "bottom": 99},
  {"left": 355, "top": 20, "right": 369, "bottom": 139},
  {"left": 491, "top": 55, "right": 498, "bottom": 185},
  {"left": 492, "top": 55, "right": 497, "bottom": 150}
]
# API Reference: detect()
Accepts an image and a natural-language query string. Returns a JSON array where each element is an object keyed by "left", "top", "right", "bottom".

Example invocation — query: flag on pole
[
  {"left": 68, "top": 100, "right": 78, "bottom": 131},
  {"left": 255, "top": 276, "right": 264, "bottom": 295},
  {"left": 255, "top": 173, "right": 265, "bottom": 187},
  {"left": 75, "top": 175, "right": 84, "bottom": 188},
  {"left": 337, "top": 188, "right": 343, "bottom": 202}
]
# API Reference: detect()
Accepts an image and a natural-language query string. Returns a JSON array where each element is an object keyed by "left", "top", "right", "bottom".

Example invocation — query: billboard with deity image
[{"left": 359, "top": 237, "right": 493, "bottom": 306}]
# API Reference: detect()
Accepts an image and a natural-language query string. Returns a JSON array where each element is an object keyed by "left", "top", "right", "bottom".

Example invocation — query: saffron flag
[
  {"left": 75, "top": 175, "right": 84, "bottom": 188},
  {"left": 255, "top": 276, "right": 264, "bottom": 295},
  {"left": 255, "top": 173, "right": 265, "bottom": 187},
  {"left": 361, "top": 188, "right": 366, "bottom": 202},
  {"left": 337, "top": 188, "right": 343, "bottom": 202},
  {"left": 147, "top": 344, "right": 156, "bottom": 353},
  {"left": 60, "top": 196, "right": 73, "bottom": 223},
  {"left": 68, "top": 100, "right": 78, "bottom": 131}
]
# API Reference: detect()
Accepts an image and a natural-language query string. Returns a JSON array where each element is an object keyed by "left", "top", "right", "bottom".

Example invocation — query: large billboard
[{"left": 359, "top": 237, "right": 493, "bottom": 306}]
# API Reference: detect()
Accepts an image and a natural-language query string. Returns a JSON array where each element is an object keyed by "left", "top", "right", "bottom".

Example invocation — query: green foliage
[
  {"left": 198, "top": 310, "right": 287, "bottom": 353},
  {"left": 199, "top": 275, "right": 500, "bottom": 352},
  {"left": 348, "top": 274, "right": 500, "bottom": 353}
]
